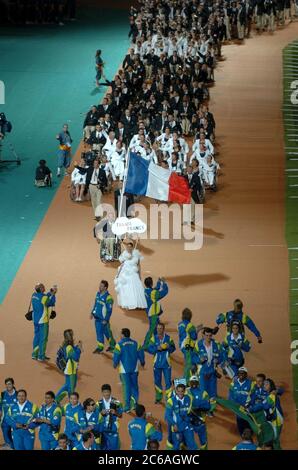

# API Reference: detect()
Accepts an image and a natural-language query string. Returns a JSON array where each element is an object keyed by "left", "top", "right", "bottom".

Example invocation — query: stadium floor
[
  {"left": 0, "top": 6, "right": 129, "bottom": 303},
  {"left": 0, "top": 13, "right": 298, "bottom": 449}
]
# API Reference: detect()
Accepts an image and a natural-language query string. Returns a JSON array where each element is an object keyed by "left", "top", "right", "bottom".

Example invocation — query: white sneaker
[
  {"left": 75, "top": 197, "right": 79, "bottom": 202},
  {"left": 57, "top": 168, "right": 61, "bottom": 177}
]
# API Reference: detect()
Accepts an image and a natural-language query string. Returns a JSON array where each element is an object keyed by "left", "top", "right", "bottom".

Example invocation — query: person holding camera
[
  {"left": 90, "top": 280, "right": 115, "bottom": 354},
  {"left": 81, "top": 398, "right": 103, "bottom": 449},
  {"left": 193, "top": 327, "right": 224, "bottom": 401},
  {"left": 128, "top": 404, "right": 162, "bottom": 450},
  {"left": 5, "top": 389, "right": 38, "bottom": 450},
  {"left": 35, "top": 391, "right": 62, "bottom": 450},
  {"left": 97, "top": 384, "right": 122, "bottom": 450},
  {"left": 165, "top": 383, "right": 197, "bottom": 450},
  {"left": 56, "top": 330, "right": 82, "bottom": 403},
  {"left": 187, "top": 375, "right": 213, "bottom": 450},
  {"left": 143, "top": 277, "right": 169, "bottom": 350},
  {"left": 31, "top": 283, "right": 57, "bottom": 362},
  {"left": 146, "top": 323, "right": 176, "bottom": 404}
]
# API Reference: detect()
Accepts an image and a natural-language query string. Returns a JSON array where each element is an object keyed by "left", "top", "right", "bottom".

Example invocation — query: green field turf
[{"left": 283, "top": 39, "right": 298, "bottom": 419}]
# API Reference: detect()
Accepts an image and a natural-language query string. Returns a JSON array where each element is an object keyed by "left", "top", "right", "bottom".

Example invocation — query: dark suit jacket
[
  {"left": 88, "top": 130, "right": 107, "bottom": 146},
  {"left": 190, "top": 170, "right": 203, "bottom": 203},
  {"left": 76, "top": 165, "right": 108, "bottom": 192}
]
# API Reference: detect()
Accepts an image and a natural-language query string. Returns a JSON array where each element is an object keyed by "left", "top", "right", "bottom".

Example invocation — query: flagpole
[{"left": 118, "top": 149, "right": 131, "bottom": 219}]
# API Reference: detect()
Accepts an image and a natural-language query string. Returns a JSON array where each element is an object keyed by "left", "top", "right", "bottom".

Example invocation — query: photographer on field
[
  {"left": 31, "top": 283, "right": 57, "bottom": 362},
  {"left": 97, "top": 384, "right": 122, "bottom": 450}
]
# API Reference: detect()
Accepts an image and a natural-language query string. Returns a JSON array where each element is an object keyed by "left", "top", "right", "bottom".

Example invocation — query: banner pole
[{"left": 118, "top": 149, "right": 130, "bottom": 218}]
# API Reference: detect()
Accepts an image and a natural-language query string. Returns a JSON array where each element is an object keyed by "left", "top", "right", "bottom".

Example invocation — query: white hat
[
  {"left": 189, "top": 375, "right": 199, "bottom": 382},
  {"left": 238, "top": 367, "right": 248, "bottom": 373}
]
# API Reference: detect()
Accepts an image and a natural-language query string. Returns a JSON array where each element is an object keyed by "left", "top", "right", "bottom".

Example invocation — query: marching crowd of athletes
[
  {"left": 1, "top": 0, "right": 291, "bottom": 452},
  {"left": 0, "top": 280, "right": 283, "bottom": 450}
]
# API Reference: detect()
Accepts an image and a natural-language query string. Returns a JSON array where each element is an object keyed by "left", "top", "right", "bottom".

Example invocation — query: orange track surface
[{"left": 1, "top": 24, "right": 298, "bottom": 449}]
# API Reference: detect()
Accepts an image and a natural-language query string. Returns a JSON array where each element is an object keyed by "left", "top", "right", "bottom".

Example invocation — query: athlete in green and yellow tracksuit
[
  {"left": 31, "top": 284, "right": 57, "bottom": 361},
  {"left": 91, "top": 280, "right": 115, "bottom": 354},
  {"left": 143, "top": 277, "right": 168, "bottom": 349},
  {"left": 147, "top": 323, "right": 176, "bottom": 403},
  {"left": 178, "top": 308, "right": 198, "bottom": 381},
  {"left": 56, "top": 330, "right": 82, "bottom": 404}
]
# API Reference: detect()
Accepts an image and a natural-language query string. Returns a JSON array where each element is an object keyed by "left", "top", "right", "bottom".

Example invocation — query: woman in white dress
[{"left": 114, "top": 241, "right": 147, "bottom": 310}]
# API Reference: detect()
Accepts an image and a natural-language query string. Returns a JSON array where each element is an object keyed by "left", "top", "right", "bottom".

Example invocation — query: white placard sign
[{"left": 112, "top": 217, "right": 147, "bottom": 236}]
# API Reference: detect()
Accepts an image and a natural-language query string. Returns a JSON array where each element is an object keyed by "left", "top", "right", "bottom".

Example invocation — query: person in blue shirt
[
  {"left": 0, "top": 377, "right": 17, "bottom": 449},
  {"left": 165, "top": 383, "right": 197, "bottom": 450},
  {"left": 113, "top": 328, "right": 145, "bottom": 412},
  {"left": 187, "top": 375, "right": 213, "bottom": 450},
  {"left": 36, "top": 391, "right": 62, "bottom": 450},
  {"left": 147, "top": 322, "right": 176, "bottom": 403},
  {"left": 56, "top": 329, "right": 82, "bottom": 404},
  {"left": 247, "top": 373, "right": 268, "bottom": 408},
  {"left": 97, "top": 384, "right": 122, "bottom": 450},
  {"left": 54, "top": 433, "right": 71, "bottom": 450},
  {"left": 31, "top": 283, "right": 57, "bottom": 362},
  {"left": 233, "top": 428, "right": 260, "bottom": 450},
  {"left": 228, "top": 367, "right": 254, "bottom": 435},
  {"left": 178, "top": 308, "right": 199, "bottom": 381},
  {"left": 193, "top": 327, "right": 224, "bottom": 400},
  {"left": 72, "top": 431, "right": 97, "bottom": 450},
  {"left": 143, "top": 277, "right": 169, "bottom": 349},
  {"left": 90, "top": 280, "right": 115, "bottom": 354},
  {"left": 5, "top": 389, "right": 38, "bottom": 450},
  {"left": 81, "top": 398, "right": 103, "bottom": 449},
  {"left": 216, "top": 299, "right": 263, "bottom": 343},
  {"left": 62, "top": 392, "right": 86, "bottom": 448},
  {"left": 222, "top": 322, "right": 251, "bottom": 377},
  {"left": 128, "top": 404, "right": 162, "bottom": 450}
]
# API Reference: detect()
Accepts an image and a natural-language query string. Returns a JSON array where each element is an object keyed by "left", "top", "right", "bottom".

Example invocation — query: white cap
[
  {"left": 238, "top": 367, "right": 248, "bottom": 373},
  {"left": 189, "top": 375, "right": 199, "bottom": 382}
]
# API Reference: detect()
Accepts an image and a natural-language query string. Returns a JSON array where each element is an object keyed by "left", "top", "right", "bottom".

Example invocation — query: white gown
[{"left": 114, "top": 249, "right": 147, "bottom": 310}]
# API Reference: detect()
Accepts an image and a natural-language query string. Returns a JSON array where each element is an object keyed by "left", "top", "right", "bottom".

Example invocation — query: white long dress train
[{"left": 114, "top": 249, "right": 147, "bottom": 309}]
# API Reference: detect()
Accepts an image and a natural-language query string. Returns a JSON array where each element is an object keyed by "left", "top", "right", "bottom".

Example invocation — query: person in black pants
[{"left": 114, "top": 181, "right": 134, "bottom": 218}]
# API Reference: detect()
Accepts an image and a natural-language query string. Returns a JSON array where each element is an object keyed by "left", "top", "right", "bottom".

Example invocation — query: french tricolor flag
[{"left": 124, "top": 152, "right": 191, "bottom": 204}]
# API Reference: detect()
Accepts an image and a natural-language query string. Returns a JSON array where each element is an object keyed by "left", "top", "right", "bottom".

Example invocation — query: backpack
[{"left": 56, "top": 346, "right": 67, "bottom": 371}]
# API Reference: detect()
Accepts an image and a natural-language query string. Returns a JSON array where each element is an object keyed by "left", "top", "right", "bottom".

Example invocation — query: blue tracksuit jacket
[
  {"left": 113, "top": 338, "right": 145, "bottom": 373},
  {"left": 144, "top": 280, "right": 168, "bottom": 319},
  {"left": 216, "top": 310, "right": 261, "bottom": 339},
  {"left": 91, "top": 290, "right": 113, "bottom": 321},
  {"left": 63, "top": 403, "right": 86, "bottom": 444},
  {"left": 228, "top": 377, "right": 254, "bottom": 406},
  {"left": 31, "top": 291, "right": 56, "bottom": 325},
  {"left": 147, "top": 333, "right": 176, "bottom": 368},
  {"left": 38, "top": 403, "right": 62, "bottom": 444},
  {"left": 128, "top": 417, "right": 162, "bottom": 450}
]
